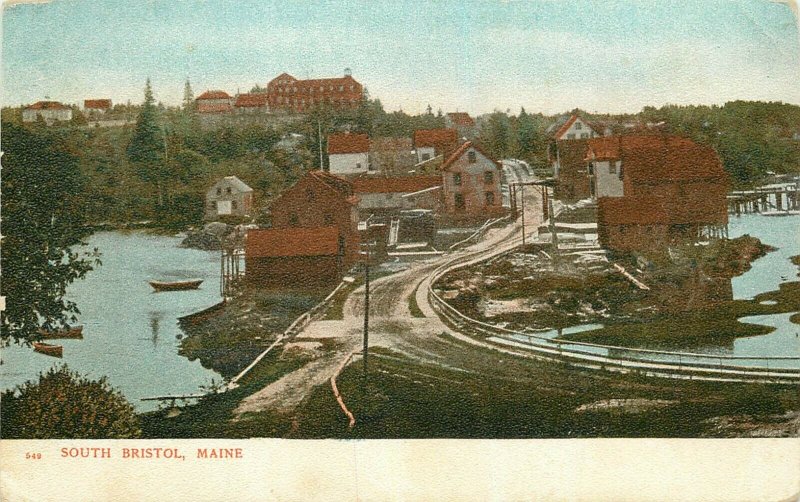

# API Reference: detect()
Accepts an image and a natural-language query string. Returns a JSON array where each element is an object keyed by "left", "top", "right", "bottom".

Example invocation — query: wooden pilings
[{"left": 727, "top": 185, "right": 800, "bottom": 215}]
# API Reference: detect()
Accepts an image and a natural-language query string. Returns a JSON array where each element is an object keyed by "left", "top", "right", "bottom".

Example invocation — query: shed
[{"left": 205, "top": 176, "right": 254, "bottom": 220}]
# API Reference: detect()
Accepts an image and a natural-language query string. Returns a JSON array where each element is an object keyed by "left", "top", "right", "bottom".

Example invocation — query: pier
[{"left": 727, "top": 182, "right": 800, "bottom": 215}]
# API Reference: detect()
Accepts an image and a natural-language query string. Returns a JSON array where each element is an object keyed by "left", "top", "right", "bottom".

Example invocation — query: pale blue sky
[{"left": 2, "top": 0, "right": 799, "bottom": 115}]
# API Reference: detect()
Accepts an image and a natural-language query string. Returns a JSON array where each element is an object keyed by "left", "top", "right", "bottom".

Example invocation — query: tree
[
  {"left": 0, "top": 122, "right": 101, "bottom": 343},
  {"left": 127, "top": 79, "right": 167, "bottom": 206},
  {"left": 0, "top": 365, "right": 141, "bottom": 438},
  {"left": 182, "top": 78, "right": 195, "bottom": 112}
]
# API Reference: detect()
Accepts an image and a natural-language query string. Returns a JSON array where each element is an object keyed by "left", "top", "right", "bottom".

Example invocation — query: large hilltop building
[
  {"left": 22, "top": 101, "right": 72, "bottom": 124},
  {"left": 266, "top": 71, "right": 363, "bottom": 114}
]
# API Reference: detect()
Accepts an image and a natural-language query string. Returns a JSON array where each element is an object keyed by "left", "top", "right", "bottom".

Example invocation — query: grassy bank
[{"left": 289, "top": 346, "right": 797, "bottom": 438}]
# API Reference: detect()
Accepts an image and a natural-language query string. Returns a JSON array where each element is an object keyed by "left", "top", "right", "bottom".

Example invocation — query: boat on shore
[
  {"left": 178, "top": 300, "right": 226, "bottom": 327},
  {"left": 33, "top": 342, "right": 63, "bottom": 358},
  {"left": 38, "top": 325, "right": 83, "bottom": 340},
  {"left": 149, "top": 279, "right": 203, "bottom": 292}
]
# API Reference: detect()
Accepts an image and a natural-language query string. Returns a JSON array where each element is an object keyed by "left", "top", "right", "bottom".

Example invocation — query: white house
[
  {"left": 327, "top": 132, "right": 370, "bottom": 175},
  {"left": 585, "top": 137, "right": 625, "bottom": 198},
  {"left": 205, "top": 176, "right": 254, "bottom": 220},
  {"left": 548, "top": 114, "right": 601, "bottom": 141},
  {"left": 22, "top": 101, "right": 73, "bottom": 124}
]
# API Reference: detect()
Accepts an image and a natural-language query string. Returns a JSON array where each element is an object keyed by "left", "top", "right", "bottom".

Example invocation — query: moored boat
[
  {"left": 149, "top": 279, "right": 203, "bottom": 292},
  {"left": 38, "top": 325, "right": 83, "bottom": 340},
  {"left": 33, "top": 342, "right": 63, "bottom": 358}
]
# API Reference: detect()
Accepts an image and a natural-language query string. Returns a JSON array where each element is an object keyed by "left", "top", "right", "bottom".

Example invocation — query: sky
[{"left": 2, "top": 0, "right": 799, "bottom": 116}]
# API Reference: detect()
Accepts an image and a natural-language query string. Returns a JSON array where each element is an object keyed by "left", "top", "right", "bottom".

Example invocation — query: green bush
[{"left": 1, "top": 365, "right": 141, "bottom": 439}]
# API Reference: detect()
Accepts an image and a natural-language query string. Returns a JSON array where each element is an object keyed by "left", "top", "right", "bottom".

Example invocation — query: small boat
[
  {"left": 33, "top": 342, "right": 63, "bottom": 358},
  {"left": 38, "top": 325, "right": 83, "bottom": 340},
  {"left": 149, "top": 279, "right": 203, "bottom": 292}
]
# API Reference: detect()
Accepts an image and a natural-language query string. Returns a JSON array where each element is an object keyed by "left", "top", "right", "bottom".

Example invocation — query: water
[{"left": 1, "top": 231, "right": 224, "bottom": 412}]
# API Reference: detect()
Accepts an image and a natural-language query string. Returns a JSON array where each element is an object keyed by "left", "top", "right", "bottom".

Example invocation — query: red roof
[
  {"left": 234, "top": 93, "right": 269, "bottom": 108},
  {"left": 246, "top": 226, "right": 340, "bottom": 258},
  {"left": 26, "top": 101, "right": 69, "bottom": 110},
  {"left": 84, "top": 99, "right": 112, "bottom": 109},
  {"left": 446, "top": 112, "right": 475, "bottom": 127},
  {"left": 585, "top": 136, "right": 620, "bottom": 161},
  {"left": 413, "top": 128, "right": 459, "bottom": 150},
  {"left": 353, "top": 176, "right": 441, "bottom": 194},
  {"left": 552, "top": 114, "right": 600, "bottom": 140},
  {"left": 197, "top": 90, "right": 231, "bottom": 100},
  {"left": 441, "top": 141, "right": 499, "bottom": 170},
  {"left": 308, "top": 170, "right": 355, "bottom": 199},
  {"left": 599, "top": 195, "right": 727, "bottom": 226},
  {"left": 624, "top": 136, "right": 726, "bottom": 183},
  {"left": 327, "top": 132, "right": 370, "bottom": 154}
]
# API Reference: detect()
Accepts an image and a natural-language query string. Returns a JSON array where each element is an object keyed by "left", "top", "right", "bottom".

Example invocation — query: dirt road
[{"left": 234, "top": 161, "right": 543, "bottom": 417}]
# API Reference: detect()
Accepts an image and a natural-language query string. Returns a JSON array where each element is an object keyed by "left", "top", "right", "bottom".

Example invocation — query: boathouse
[
  {"left": 594, "top": 135, "right": 730, "bottom": 252},
  {"left": 245, "top": 227, "right": 346, "bottom": 288}
]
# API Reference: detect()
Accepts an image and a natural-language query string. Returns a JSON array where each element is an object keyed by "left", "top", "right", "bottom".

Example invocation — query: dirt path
[{"left": 234, "top": 162, "right": 543, "bottom": 418}]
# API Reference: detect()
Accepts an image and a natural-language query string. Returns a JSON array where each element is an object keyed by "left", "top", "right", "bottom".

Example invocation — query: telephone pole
[{"left": 361, "top": 241, "right": 372, "bottom": 389}]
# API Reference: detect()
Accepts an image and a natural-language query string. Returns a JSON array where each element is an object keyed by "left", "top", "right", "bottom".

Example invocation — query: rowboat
[
  {"left": 33, "top": 342, "right": 63, "bottom": 358},
  {"left": 149, "top": 279, "right": 203, "bottom": 292},
  {"left": 38, "top": 325, "right": 83, "bottom": 340}
]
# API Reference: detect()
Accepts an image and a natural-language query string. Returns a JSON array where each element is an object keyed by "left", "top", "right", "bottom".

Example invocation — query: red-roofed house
[
  {"left": 246, "top": 170, "right": 361, "bottom": 287},
  {"left": 445, "top": 112, "right": 477, "bottom": 139},
  {"left": 594, "top": 135, "right": 730, "bottom": 252},
  {"left": 234, "top": 93, "right": 269, "bottom": 113},
  {"left": 413, "top": 128, "right": 459, "bottom": 163},
  {"left": 440, "top": 141, "right": 504, "bottom": 218},
  {"left": 245, "top": 226, "right": 346, "bottom": 288},
  {"left": 84, "top": 99, "right": 112, "bottom": 116},
  {"left": 266, "top": 72, "right": 363, "bottom": 114},
  {"left": 327, "top": 132, "right": 371, "bottom": 175},
  {"left": 22, "top": 101, "right": 72, "bottom": 124},
  {"left": 196, "top": 90, "right": 233, "bottom": 114}
]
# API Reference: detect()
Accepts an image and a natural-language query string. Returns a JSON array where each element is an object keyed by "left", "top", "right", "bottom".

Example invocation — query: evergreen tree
[
  {"left": 127, "top": 79, "right": 167, "bottom": 206},
  {"left": 182, "top": 79, "right": 195, "bottom": 112}
]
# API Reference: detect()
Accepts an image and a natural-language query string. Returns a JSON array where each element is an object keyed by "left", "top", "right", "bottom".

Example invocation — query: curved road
[{"left": 235, "top": 160, "right": 545, "bottom": 417}]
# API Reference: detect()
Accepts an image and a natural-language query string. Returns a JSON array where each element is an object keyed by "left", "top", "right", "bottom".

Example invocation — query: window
[
  {"left": 618, "top": 166, "right": 624, "bottom": 180},
  {"left": 324, "top": 213, "right": 334, "bottom": 225},
  {"left": 289, "top": 213, "right": 299, "bottom": 227},
  {"left": 226, "top": 187, "right": 232, "bottom": 194},
  {"left": 306, "top": 188, "right": 315, "bottom": 202},
  {"left": 211, "top": 201, "right": 217, "bottom": 209},
  {"left": 339, "top": 85, "right": 344, "bottom": 91},
  {"left": 216, "top": 188, "right": 222, "bottom": 195},
  {"left": 453, "top": 173, "right": 462, "bottom": 186},
  {"left": 454, "top": 193, "right": 465, "bottom": 210},
  {"left": 421, "top": 153, "right": 431, "bottom": 161},
  {"left": 356, "top": 162, "right": 362, "bottom": 170},
  {"left": 320, "top": 86, "right": 324, "bottom": 92},
  {"left": 485, "top": 191, "right": 495, "bottom": 206},
  {"left": 467, "top": 150, "right": 477, "bottom": 163},
  {"left": 608, "top": 162, "right": 617, "bottom": 175},
  {"left": 575, "top": 122, "right": 583, "bottom": 130},
  {"left": 231, "top": 201, "right": 238, "bottom": 210},
  {"left": 588, "top": 163, "right": 594, "bottom": 175},
  {"left": 567, "top": 133, "right": 576, "bottom": 139},
  {"left": 484, "top": 171, "right": 494, "bottom": 184},
  {"left": 581, "top": 133, "right": 589, "bottom": 139}
]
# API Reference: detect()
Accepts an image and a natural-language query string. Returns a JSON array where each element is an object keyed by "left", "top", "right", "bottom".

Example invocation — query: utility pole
[
  {"left": 318, "top": 120, "right": 324, "bottom": 171},
  {"left": 520, "top": 183, "right": 526, "bottom": 247},
  {"left": 362, "top": 241, "right": 371, "bottom": 388}
]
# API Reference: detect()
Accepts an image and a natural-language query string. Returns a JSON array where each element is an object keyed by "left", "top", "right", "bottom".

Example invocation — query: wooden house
[
  {"left": 205, "top": 176, "right": 254, "bottom": 220},
  {"left": 440, "top": 141, "right": 505, "bottom": 218}
]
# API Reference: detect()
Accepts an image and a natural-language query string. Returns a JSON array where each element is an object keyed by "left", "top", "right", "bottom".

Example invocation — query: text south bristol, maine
[{"left": 60, "top": 447, "right": 244, "bottom": 460}]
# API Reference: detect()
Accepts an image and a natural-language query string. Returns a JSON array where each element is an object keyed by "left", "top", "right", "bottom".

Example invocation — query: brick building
[
  {"left": 233, "top": 93, "right": 269, "bottom": 113},
  {"left": 266, "top": 72, "right": 363, "bottom": 114},
  {"left": 594, "top": 136, "right": 730, "bottom": 252},
  {"left": 440, "top": 141, "right": 505, "bottom": 218},
  {"left": 84, "top": 99, "right": 112, "bottom": 116},
  {"left": 196, "top": 90, "right": 233, "bottom": 114}
]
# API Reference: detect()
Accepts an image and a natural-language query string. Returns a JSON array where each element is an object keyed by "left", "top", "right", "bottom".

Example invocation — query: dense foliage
[
  {"left": 1, "top": 365, "right": 141, "bottom": 439},
  {"left": 0, "top": 122, "right": 100, "bottom": 343}
]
